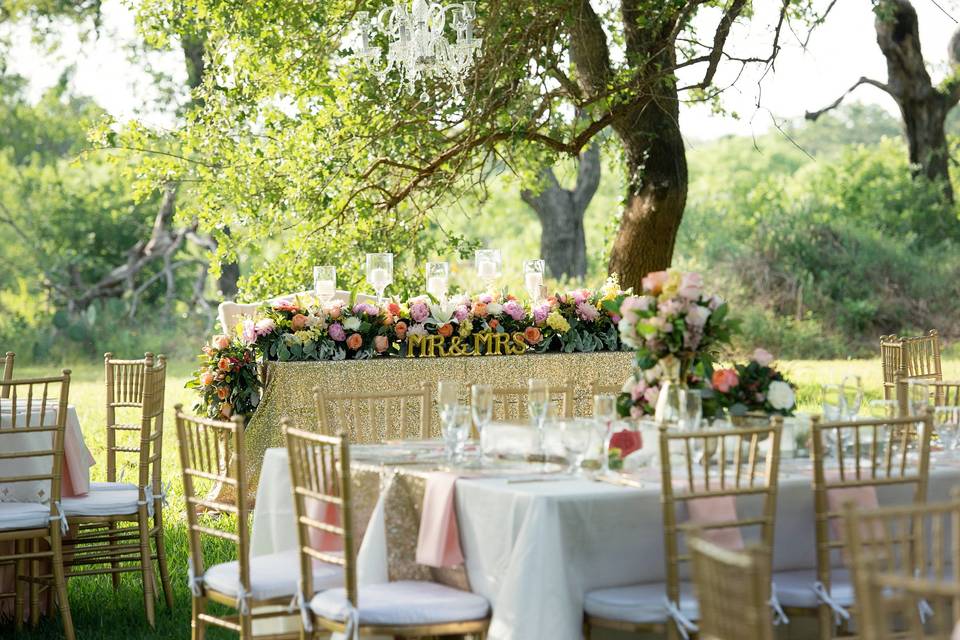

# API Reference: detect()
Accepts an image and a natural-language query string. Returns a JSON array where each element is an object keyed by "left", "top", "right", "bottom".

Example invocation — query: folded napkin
[
  {"left": 415, "top": 472, "right": 465, "bottom": 568},
  {"left": 62, "top": 419, "right": 95, "bottom": 497},
  {"left": 610, "top": 429, "right": 642, "bottom": 457},
  {"left": 826, "top": 480, "right": 881, "bottom": 541},
  {"left": 687, "top": 495, "right": 744, "bottom": 550}
]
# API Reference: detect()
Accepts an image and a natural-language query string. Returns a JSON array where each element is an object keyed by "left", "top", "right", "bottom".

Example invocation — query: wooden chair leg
[
  {"left": 138, "top": 511, "right": 157, "bottom": 627},
  {"left": 818, "top": 605, "right": 834, "bottom": 640},
  {"left": 51, "top": 532, "right": 75, "bottom": 640},
  {"left": 14, "top": 540, "right": 25, "bottom": 631},
  {"left": 582, "top": 620, "right": 591, "bottom": 640},
  {"left": 239, "top": 606, "right": 253, "bottom": 640},
  {"left": 192, "top": 595, "right": 207, "bottom": 640},
  {"left": 109, "top": 519, "right": 121, "bottom": 591},
  {"left": 154, "top": 509, "right": 174, "bottom": 610},
  {"left": 30, "top": 538, "right": 40, "bottom": 627}
]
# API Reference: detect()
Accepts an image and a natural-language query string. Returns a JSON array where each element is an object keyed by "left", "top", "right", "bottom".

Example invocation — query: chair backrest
[
  {"left": 689, "top": 537, "right": 774, "bottom": 640},
  {"left": 589, "top": 380, "right": 622, "bottom": 404},
  {"left": 1, "top": 351, "right": 13, "bottom": 399},
  {"left": 902, "top": 330, "right": 942, "bottom": 383},
  {"left": 0, "top": 371, "right": 71, "bottom": 509},
  {"left": 104, "top": 353, "right": 167, "bottom": 485},
  {"left": 810, "top": 412, "right": 932, "bottom": 599},
  {"left": 175, "top": 406, "right": 249, "bottom": 591},
  {"left": 488, "top": 379, "right": 574, "bottom": 421},
  {"left": 658, "top": 420, "right": 782, "bottom": 605},
  {"left": 284, "top": 424, "right": 354, "bottom": 608},
  {"left": 315, "top": 382, "right": 433, "bottom": 442},
  {"left": 879, "top": 335, "right": 903, "bottom": 400}
]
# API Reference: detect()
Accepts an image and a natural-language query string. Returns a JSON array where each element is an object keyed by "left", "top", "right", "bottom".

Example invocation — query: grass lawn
[{"left": 2, "top": 357, "right": 943, "bottom": 639}]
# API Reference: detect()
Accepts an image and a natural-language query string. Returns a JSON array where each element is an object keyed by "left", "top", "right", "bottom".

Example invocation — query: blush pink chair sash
[
  {"left": 687, "top": 495, "right": 744, "bottom": 550},
  {"left": 826, "top": 481, "right": 881, "bottom": 540},
  {"left": 415, "top": 472, "right": 465, "bottom": 568},
  {"left": 62, "top": 421, "right": 94, "bottom": 497}
]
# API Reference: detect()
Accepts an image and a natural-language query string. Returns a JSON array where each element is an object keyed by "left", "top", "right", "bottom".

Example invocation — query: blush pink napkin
[
  {"left": 826, "top": 481, "right": 881, "bottom": 541},
  {"left": 415, "top": 472, "right": 465, "bottom": 568},
  {"left": 306, "top": 492, "right": 343, "bottom": 553},
  {"left": 62, "top": 419, "right": 95, "bottom": 497},
  {"left": 687, "top": 495, "right": 744, "bottom": 550}
]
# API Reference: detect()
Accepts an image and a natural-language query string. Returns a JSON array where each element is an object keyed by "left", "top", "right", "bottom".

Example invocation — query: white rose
[
  {"left": 343, "top": 317, "right": 361, "bottom": 331},
  {"left": 487, "top": 303, "right": 503, "bottom": 316},
  {"left": 767, "top": 381, "right": 796, "bottom": 411}
]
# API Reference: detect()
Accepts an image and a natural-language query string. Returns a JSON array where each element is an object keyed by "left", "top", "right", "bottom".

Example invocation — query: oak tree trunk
[{"left": 520, "top": 143, "right": 600, "bottom": 280}]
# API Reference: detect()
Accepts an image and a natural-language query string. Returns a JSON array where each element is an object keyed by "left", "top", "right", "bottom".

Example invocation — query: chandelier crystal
[{"left": 354, "top": 0, "right": 482, "bottom": 102}]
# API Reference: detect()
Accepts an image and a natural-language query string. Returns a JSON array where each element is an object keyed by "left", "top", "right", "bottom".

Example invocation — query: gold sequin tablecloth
[{"left": 243, "top": 351, "right": 633, "bottom": 490}]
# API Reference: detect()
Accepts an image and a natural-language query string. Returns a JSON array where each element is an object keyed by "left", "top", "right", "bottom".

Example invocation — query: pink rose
[
  {"left": 374, "top": 335, "right": 389, "bottom": 353},
  {"left": 326, "top": 302, "right": 343, "bottom": 319},
  {"left": 685, "top": 305, "right": 711, "bottom": 329},
  {"left": 752, "top": 348, "right": 775, "bottom": 367},
  {"left": 711, "top": 369, "right": 740, "bottom": 393},
  {"left": 212, "top": 334, "right": 231, "bottom": 350},
  {"left": 678, "top": 272, "right": 704, "bottom": 300},
  {"left": 643, "top": 387, "right": 660, "bottom": 406},
  {"left": 241, "top": 319, "right": 257, "bottom": 345},
  {"left": 642, "top": 270, "right": 669, "bottom": 294}
]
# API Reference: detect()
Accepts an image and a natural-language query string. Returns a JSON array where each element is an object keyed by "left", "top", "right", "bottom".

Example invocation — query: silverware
[
  {"left": 506, "top": 476, "right": 569, "bottom": 484},
  {"left": 593, "top": 474, "right": 645, "bottom": 489}
]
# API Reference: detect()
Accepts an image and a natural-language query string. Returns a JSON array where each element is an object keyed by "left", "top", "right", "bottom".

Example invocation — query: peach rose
[
  {"left": 216, "top": 386, "right": 229, "bottom": 400},
  {"left": 326, "top": 303, "right": 342, "bottom": 320},
  {"left": 473, "top": 302, "right": 488, "bottom": 317},
  {"left": 346, "top": 333, "right": 363, "bottom": 350},
  {"left": 641, "top": 270, "right": 669, "bottom": 295},
  {"left": 382, "top": 314, "right": 395, "bottom": 326},
  {"left": 711, "top": 368, "right": 740, "bottom": 393},
  {"left": 202, "top": 346, "right": 214, "bottom": 357},
  {"left": 220, "top": 402, "right": 233, "bottom": 418},
  {"left": 488, "top": 318, "right": 499, "bottom": 330},
  {"left": 437, "top": 323, "right": 453, "bottom": 338},
  {"left": 395, "top": 321, "right": 408, "bottom": 340},
  {"left": 291, "top": 313, "right": 308, "bottom": 331},
  {"left": 524, "top": 326, "right": 542, "bottom": 345},
  {"left": 217, "top": 357, "right": 232, "bottom": 372},
  {"left": 199, "top": 371, "right": 215, "bottom": 386},
  {"left": 374, "top": 335, "right": 389, "bottom": 353},
  {"left": 212, "top": 334, "right": 231, "bottom": 350},
  {"left": 388, "top": 302, "right": 402, "bottom": 316}
]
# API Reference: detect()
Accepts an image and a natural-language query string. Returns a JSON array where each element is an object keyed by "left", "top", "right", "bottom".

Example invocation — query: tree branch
[
  {"left": 694, "top": 0, "right": 749, "bottom": 89},
  {"left": 805, "top": 76, "right": 895, "bottom": 121}
]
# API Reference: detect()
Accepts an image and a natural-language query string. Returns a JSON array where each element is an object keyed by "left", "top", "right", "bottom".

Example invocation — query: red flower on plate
[{"left": 609, "top": 430, "right": 642, "bottom": 457}]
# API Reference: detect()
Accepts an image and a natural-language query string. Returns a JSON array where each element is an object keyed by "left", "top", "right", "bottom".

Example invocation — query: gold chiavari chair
[
  {"left": 773, "top": 411, "right": 933, "bottom": 639},
  {"left": 283, "top": 422, "right": 490, "bottom": 639},
  {"left": 882, "top": 331, "right": 943, "bottom": 402},
  {"left": 488, "top": 379, "right": 574, "bottom": 421},
  {"left": 881, "top": 335, "right": 904, "bottom": 401},
  {"left": 176, "top": 407, "right": 341, "bottom": 639},
  {"left": 0, "top": 371, "right": 74, "bottom": 639},
  {"left": 584, "top": 419, "right": 782, "bottom": 640},
  {"left": 689, "top": 537, "right": 774, "bottom": 640},
  {"left": 61, "top": 355, "right": 171, "bottom": 626},
  {"left": 842, "top": 494, "right": 960, "bottom": 640},
  {"left": 589, "top": 380, "right": 622, "bottom": 401},
  {"left": 314, "top": 383, "right": 433, "bottom": 443},
  {"left": 1, "top": 351, "right": 13, "bottom": 399}
]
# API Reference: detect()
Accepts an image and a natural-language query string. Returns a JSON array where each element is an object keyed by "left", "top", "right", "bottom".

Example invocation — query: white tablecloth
[{"left": 251, "top": 447, "right": 960, "bottom": 640}]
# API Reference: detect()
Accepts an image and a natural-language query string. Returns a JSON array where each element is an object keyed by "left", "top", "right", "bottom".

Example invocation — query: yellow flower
[
  {"left": 547, "top": 311, "right": 570, "bottom": 334},
  {"left": 660, "top": 269, "right": 682, "bottom": 300},
  {"left": 459, "top": 320, "right": 473, "bottom": 338},
  {"left": 294, "top": 330, "right": 312, "bottom": 343},
  {"left": 600, "top": 275, "right": 620, "bottom": 300}
]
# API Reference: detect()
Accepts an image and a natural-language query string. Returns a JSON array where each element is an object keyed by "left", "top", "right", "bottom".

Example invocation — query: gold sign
[{"left": 405, "top": 332, "right": 529, "bottom": 357}]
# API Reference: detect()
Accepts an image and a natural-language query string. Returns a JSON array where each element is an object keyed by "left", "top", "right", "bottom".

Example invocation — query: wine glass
[
  {"left": 475, "top": 249, "right": 502, "bottom": 288},
  {"left": 426, "top": 261, "right": 449, "bottom": 300},
  {"left": 868, "top": 399, "right": 898, "bottom": 419},
  {"left": 438, "top": 380, "right": 461, "bottom": 423},
  {"left": 679, "top": 389, "right": 702, "bottom": 431},
  {"left": 523, "top": 259, "right": 545, "bottom": 302},
  {"left": 527, "top": 379, "right": 549, "bottom": 457},
  {"left": 442, "top": 406, "right": 471, "bottom": 465},
  {"left": 365, "top": 253, "right": 393, "bottom": 303},
  {"left": 822, "top": 384, "right": 846, "bottom": 421},
  {"left": 593, "top": 393, "right": 618, "bottom": 474},
  {"left": 908, "top": 380, "right": 931, "bottom": 417},
  {"left": 933, "top": 405, "right": 960, "bottom": 453},
  {"left": 313, "top": 265, "right": 336, "bottom": 306},
  {"left": 840, "top": 375, "right": 864, "bottom": 420},
  {"left": 560, "top": 419, "right": 592, "bottom": 476},
  {"left": 471, "top": 384, "right": 494, "bottom": 462}
]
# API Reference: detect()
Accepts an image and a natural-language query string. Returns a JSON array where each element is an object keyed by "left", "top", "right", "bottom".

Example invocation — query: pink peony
[
  {"left": 711, "top": 369, "right": 740, "bottom": 393},
  {"left": 642, "top": 270, "right": 669, "bottom": 294},
  {"left": 571, "top": 289, "right": 590, "bottom": 304},
  {"left": 328, "top": 323, "right": 346, "bottom": 341},
  {"left": 575, "top": 301, "right": 599, "bottom": 322},
  {"left": 678, "top": 272, "right": 704, "bottom": 300},
  {"left": 410, "top": 301, "right": 430, "bottom": 323},
  {"left": 478, "top": 293, "right": 493, "bottom": 304},
  {"left": 454, "top": 305, "right": 470, "bottom": 322},
  {"left": 503, "top": 300, "right": 526, "bottom": 321},
  {"left": 212, "top": 334, "right": 231, "bottom": 350},
  {"left": 658, "top": 299, "right": 684, "bottom": 317},
  {"left": 533, "top": 304, "right": 551, "bottom": 324},
  {"left": 254, "top": 318, "right": 276, "bottom": 336},
  {"left": 752, "top": 348, "right": 775, "bottom": 367}
]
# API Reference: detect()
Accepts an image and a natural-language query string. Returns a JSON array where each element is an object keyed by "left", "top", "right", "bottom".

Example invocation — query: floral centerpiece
[
  {"left": 710, "top": 348, "right": 797, "bottom": 418},
  {"left": 187, "top": 334, "right": 261, "bottom": 419},
  {"left": 608, "top": 269, "right": 736, "bottom": 419}
]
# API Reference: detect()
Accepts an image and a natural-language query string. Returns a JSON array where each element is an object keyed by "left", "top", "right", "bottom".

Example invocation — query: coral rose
[
  {"left": 488, "top": 318, "right": 499, "bottom": 330},
  {"left": 212, "top": 334, "right": 231, "bottom": 350},
  {"left": 291, "top": 313, "right": 308, "bottom": 331},
  {"left": 711, "top": 369, "right": 740, "bottom": 393},
  {"left": 394, "top": 321, "right": 408, "bottom": 340},
  {"left": 473, "top": 302, "right": 488, "bottom": 317},
  {"left": 199, "top": 371, "right": 215, "bottom": 386},
  {"left": 346, "top": 333, "right": 363, "bottom": 350},
  {"left": 374, "top": 335, "right": 389, "bottom": 353},
  {"left": 523, "top": 326, "right": 542, "bottom": 345},
  {"left": 217, "top": 386, "right": 229, "bottom": 400},
  {"left": 388, "top": 302, "right": 402, "bottom": 316},
  {"left": 217, "top": 357, "right": 232, "bottom": 372},
  {"left": 437, "top": 323, "right": 454, "bottom": 338}
]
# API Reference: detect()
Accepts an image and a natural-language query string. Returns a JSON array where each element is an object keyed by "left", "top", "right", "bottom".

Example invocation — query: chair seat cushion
[
  {"left": 62, "top": 489, "right": 141, "bottom": 517},
  {"left": 0, "top": 502, "right": 51, "bottom": 531},
  {"left": 90, "top": 481, "right": 138, "bottom": 492},
  {"left": 773, "top": 569, "right": 854, "bottom": 609},
  {"left": 584, "top": 581, "right": 698, "bottom": 624},
  {"left": 309, "top": 580, "right": 490, "bottom": 626},
  {"left": 204, "top": 550, "right": 343, "bottom": 602}
]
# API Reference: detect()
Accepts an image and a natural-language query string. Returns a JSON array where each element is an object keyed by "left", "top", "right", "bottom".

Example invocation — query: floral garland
[
  {"left": 191, "top": 278, "right": 628, "bottom": 419},
  {"left": 711, "top": 348, "right": 797, "bottom": 416}
]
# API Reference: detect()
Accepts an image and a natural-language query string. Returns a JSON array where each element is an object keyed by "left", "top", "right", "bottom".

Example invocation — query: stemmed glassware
[
  {"left": 426, "top": 261, "right": 450, "bottom": 300},
  {"left": 678, "top": 389, "right": 702, "bottom": 431},
  {"left": 475, "top": 249, "right": 502, "bottom": 289},
  {"left": 527, "top": 379, "right": 550, "bottom": 459},
  {"left": 560, "top": 419, "right": 592, "bottom": 476},
  {"left": 442, "top": 406, "right": 471, "bottom": 465},
  {"left": 933, "top": 405, "right": 960, "bottom": 453},
  {"left": 593, "top": 393, "right": 618, "bottom": 474},
  {"left": 313, "top": 266, "right": 336, "bottom": 306},
  {"left": 523, "top": 259, "right": 545, "bottom": 302},
  {"left": 908, "top": 380, "right": 931, "bottom": 417},
  {"left": 471, "top": 384, "right": 493, "bottom": 463},
  {"left": 821, "top": 384, "right": 847, "bottom": 458},
  {"left": 840, "top": 375, "right": 864, "bottom": 421},
  {"left": 365, "top": 253, "right": 393, "bottom": 303}
]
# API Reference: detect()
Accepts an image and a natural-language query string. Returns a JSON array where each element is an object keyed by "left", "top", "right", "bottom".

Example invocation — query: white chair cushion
[
  {"left": 90, "top": 481, "right": 138, "bottom": 492},
  {"left": 584, "top": 581, "right": 698, "bottom": 624},
  {"left": 773, "top": 568, "right": 854, "bottom": 609},
  {"left": 309, "top": 580, "right": 490, "bottom": 626},
  {"left": 0, "top": 502, "right": 51, "bottom": 531},
  {"left": 204, "top": 550, "right": 343, "bottom": 602},
  {"left": 62, "top": 489, "right": 140, "bottom": 517}
]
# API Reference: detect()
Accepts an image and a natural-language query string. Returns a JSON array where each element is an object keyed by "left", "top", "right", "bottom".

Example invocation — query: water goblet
[
  {"left": 840, "top": 375, "right": 864, "bottom": 420},
  {"left": 593, "top": 393, "right": 618, "bottom": 473},
  {"left": 527, "top": 379, "right": 549, "bottom": 458},
  {"left": 438, "top": 380, "right": 461, "bottom": 425},
  {"left": 560, "top": 419, "right": 592, "bottom": 476},
  {"left": 313, "top": 265, "right": 336, "bottom": 306},
  {"left": 471, "top": 384, "right": 494, "bottom": 461},
  {"left": 426, "top": 261, "right": 449, "bottom": 300},
  {"left": 442, "top": 406, "right": 471, "bottom": 466},
  {"left": 365, "top": 253, "right": 393, "bottom": 303},
  {"left": 523, "top": 259, "right": 545, "bottom": 302},
  {"left": 679, "top": 388, "right": 703, "bottom": 431},
  {"left": 908, "top": 380, "right": 931, "bottom": 417},
  {"left": 933, "top": 405, "right": 960, "bottom": 453}
]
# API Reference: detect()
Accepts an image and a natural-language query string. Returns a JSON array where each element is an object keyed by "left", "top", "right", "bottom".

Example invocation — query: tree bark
[{"left": 520, "top": 143, "right": 600, "bottom": 280}]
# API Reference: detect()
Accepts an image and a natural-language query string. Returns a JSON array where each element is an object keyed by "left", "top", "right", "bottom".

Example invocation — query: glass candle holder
[
  {"left": 426, "top": 261, "right": 450, "bottom": 299},
  {"left": 365, "top": 253, "right": 393, "bottom": 303}
]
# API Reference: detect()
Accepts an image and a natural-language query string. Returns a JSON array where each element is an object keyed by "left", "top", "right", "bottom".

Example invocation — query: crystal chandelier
[{"left": 354, "top": 1, "right": 483, "bottom": 102}]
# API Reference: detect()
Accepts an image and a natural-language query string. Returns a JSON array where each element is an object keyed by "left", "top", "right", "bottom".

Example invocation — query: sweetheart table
[{"left": 242, "top": 351, "right": 633, "bottom": 493}]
